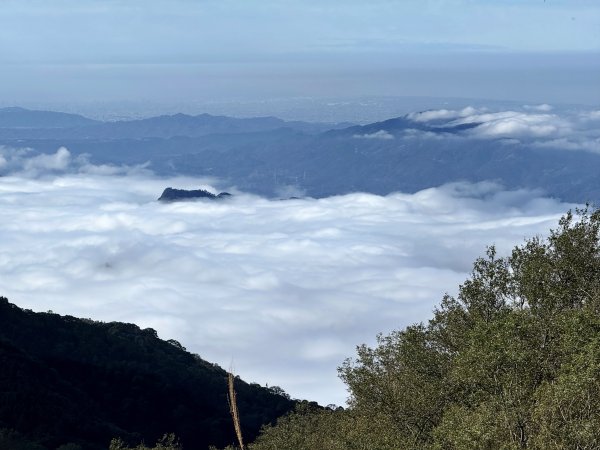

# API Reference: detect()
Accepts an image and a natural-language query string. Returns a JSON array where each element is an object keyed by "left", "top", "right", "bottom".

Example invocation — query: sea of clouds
[{"left": 0, "top": 141, "right": 580, "bottom": 406}]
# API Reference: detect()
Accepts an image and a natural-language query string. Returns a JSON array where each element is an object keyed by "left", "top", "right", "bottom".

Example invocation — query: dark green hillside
[
  {"left": 249, "top": 207, "right": 600, "bottom": 450},
  {"left": 0, "top": 300, "right": 295, "bottom": 450}
]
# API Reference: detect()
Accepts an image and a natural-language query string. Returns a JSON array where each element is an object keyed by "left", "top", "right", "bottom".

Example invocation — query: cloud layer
[
  {"left": 0, "top": 151, "right": 576, "bottom": 406},
  {"left": 353, "top": 130, "right": 395, "bottom": 140},
  {"left": 0, "top": 146, "right": 151, "bottom": 177},
  {"left": 404, "top": 105, "right": 600, "bottom": 154}
]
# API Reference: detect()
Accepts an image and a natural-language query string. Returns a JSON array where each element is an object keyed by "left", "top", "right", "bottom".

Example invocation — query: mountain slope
[{"left": 0, "top": 298, "right": 295, "bottom": 450}]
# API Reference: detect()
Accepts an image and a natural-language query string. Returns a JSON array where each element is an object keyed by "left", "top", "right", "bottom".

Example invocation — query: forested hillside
[
  {"left": 248, "top": 207, "right": 600, "bottom": 449},
  {"left": 0, "top": 300, "right": 295, "bottom": 450}
]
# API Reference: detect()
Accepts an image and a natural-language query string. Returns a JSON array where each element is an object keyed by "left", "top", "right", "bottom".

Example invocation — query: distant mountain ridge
[
  {"left": 0, "top": 107, "right": 351, "bottom": 139},
  {"left": 1, "top": 106, "right": 599, "bottom": 204},
  {"left": 329, "top": 115, "right": 482, "bottom": 137}
]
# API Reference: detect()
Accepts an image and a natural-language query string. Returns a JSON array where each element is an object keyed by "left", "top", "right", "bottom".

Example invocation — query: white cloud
[
  {"left": 402, "top": 106, "right": 600, "bottom": 155},
  {"left": 353, "top": 130, "right": 395, "bottom": 140},
  {"left": 524, "top": 104, "right": 553, "bottom": 112},
  {"left": 451, "top": 110, "right": 572, "bottom": 139},
  {"left": 407, "top": 106, "right": 478, "bottom": 122},
  {"left": 0, "top": 162, "right": 575, "bottom": 406},
  {"left": 402, "top": 128, "right": 452, "bottom": 140},
  {"left": 580, "top": 110, "right": 600, "bottom": 121},
  {"left": 533, "top": 137, "right": 600, "bottom": 153},
  {"left": 23, "top": 146, "right": 72, "bottom": 172},
  {"left": 0, "top": 146, "right": 151, "bottom": 178}
]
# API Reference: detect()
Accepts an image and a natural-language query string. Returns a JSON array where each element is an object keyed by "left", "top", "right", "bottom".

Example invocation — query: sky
[
  {"left": 0, "top": 0, "right": 599, "bottom": 108},
  {"left": 0, "top": 145, "right": 577, "bottom": 405}
]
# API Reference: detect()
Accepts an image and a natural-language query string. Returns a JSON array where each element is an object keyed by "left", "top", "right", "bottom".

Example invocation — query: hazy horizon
[{"left": 1, "top": 0, "right": 598, "bottom": 108}]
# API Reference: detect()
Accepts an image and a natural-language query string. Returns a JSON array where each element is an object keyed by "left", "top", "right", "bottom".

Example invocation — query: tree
[{"left": 109, "top": 434, "right": 181, "bottom": 450}]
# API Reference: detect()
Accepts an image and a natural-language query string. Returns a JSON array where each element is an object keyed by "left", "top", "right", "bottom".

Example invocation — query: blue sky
[{"left": 0, "top": 0, "right": 598, "bottom": 107}]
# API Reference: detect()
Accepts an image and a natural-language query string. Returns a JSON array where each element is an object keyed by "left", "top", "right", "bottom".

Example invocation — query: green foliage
[
  {"left": 56, "top": 445, "right": 83, "bottom": 450},
  {"left": 0, "top": 428, "right": 47, "bottom": 450},
  {"left": 266, "top": 385, "right": 291, "bottom": 400},
  {"left": 339, "top": 324, "right": 451, "bottom": 448},
  {"left": 250, "top": 207, "right": 600, "bottom": 449},
  {"left": 109, "top": 433, "right": 181, "bottom": 450},
  {"left": 530, "top": 313, "right": 600, "bottom": 449},
  {"left": 250, "top": 403, "right": 400, "bottom": 450}
]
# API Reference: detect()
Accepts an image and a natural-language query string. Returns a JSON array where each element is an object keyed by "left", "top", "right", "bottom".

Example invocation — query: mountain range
[
  {"left": 1, "top": 106, "right": 598, "bottom": 203},
  {"left": 0, "top": 107, "right": 350, "bottom": 139}
]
